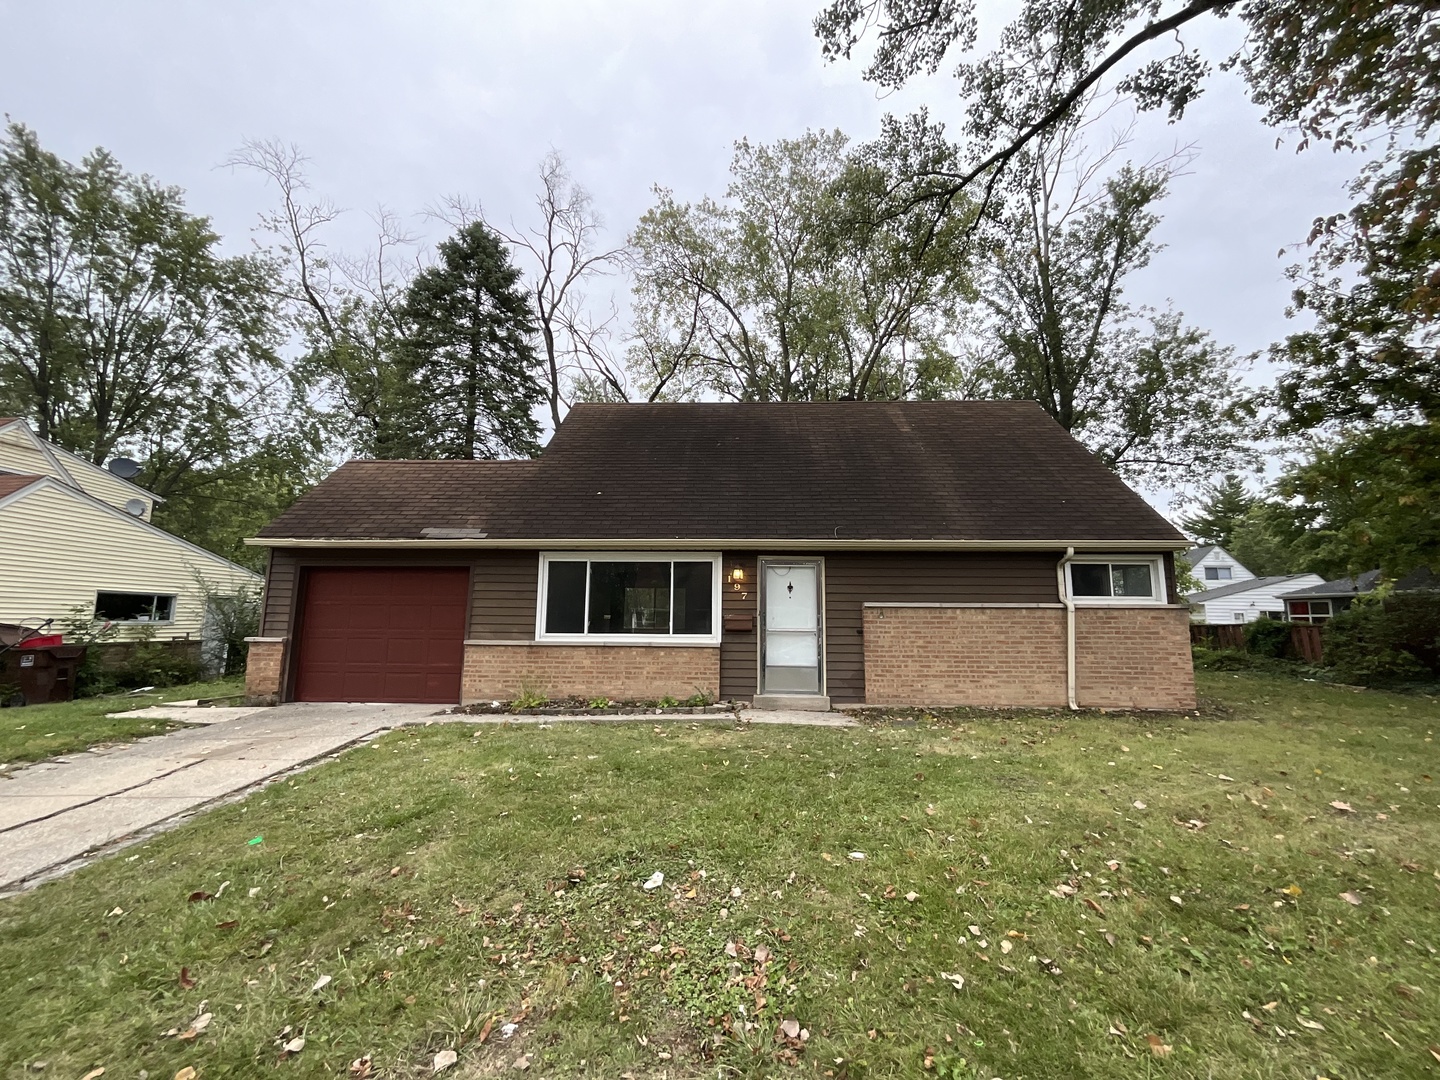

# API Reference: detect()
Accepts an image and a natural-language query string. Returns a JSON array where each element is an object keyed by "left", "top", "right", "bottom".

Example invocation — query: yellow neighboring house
[{"left": 0, "top": 417, "right": 261, "bottom": 648}]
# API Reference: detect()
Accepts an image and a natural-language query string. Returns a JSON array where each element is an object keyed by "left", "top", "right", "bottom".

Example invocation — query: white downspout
[{"left": 1057, "top": 546, "right": 1079, "bottom": 711}]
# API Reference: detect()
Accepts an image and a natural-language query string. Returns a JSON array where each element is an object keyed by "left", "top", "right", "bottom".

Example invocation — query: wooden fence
[{"left": 1190, "top": 622, "right": 1324, "bottom": 663}]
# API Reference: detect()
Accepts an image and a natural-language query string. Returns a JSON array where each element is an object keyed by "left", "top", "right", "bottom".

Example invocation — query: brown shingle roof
[
  {"left": 0, "top": 473, "right": 44, "bottom": 500},
  {"left": 256, "top": 401, "right": 1185, "bottom": 544}
]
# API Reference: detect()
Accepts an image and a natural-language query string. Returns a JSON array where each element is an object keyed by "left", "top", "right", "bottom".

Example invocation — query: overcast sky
[{"left": 2, "top": 0, "right": 1362, "bottom": 498}]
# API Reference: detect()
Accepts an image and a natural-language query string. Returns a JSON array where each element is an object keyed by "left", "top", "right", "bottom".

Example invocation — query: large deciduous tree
[
  {"left": 0, "top": 122, "right": 311, "bottom": 565},
  {"left": 968, "top": 111, "right": 1254, "bottom": 486},
  {"left": 628, "top": 129, "right": 977, "bottom": 402}
]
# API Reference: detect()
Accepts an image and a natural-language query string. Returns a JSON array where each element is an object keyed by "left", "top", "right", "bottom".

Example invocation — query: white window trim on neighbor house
[
  {"left": 94, "top": 590, "right": 178, "bottom": 624},
  {"left": 534, "top": 551, "right": 724, "bottom": 646},
  {"left": 1064, "top": 556, "right": 1168, "bottom": 606}
]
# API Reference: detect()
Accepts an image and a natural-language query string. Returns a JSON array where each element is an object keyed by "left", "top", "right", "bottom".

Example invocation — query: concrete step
[{"left": 751, "top": 694, "right": 832, "bottom": 712}]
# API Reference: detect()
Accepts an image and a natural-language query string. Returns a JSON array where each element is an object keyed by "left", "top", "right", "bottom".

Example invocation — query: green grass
[
  {"left": 2, "top": 671, "right": 1438, "bottom": 1078},
  {"left": 0, "top": 677, "right": 244, "bottom": 768}
]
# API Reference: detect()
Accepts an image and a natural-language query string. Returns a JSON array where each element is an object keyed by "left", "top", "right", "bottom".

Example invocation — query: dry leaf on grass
[
  {"left": 1298, "top": 1018, "right": 1325, "bottom": 1031},
  {"left": 476, "top": 1017, "right": 495, "bottom": 1044},
  {"left": 433, "top": 1049, "right": 458, "bottom": 1072},
  {"left": 1340, "top": 890, "right": 1364, "bottom": 906},
  {"left": 905, "top": 891, "right": 919, "bottom": 902},
  {"left": 642, "top": 872, "right": 664, "bottom": 891},
  {"left": 350, "top": 1056, "right": 373, "bottom": 1078},
  {"left": 282, "top": 1036, "right": 306, "bottom": 1054},
  {"left": 177, "top": 1013, "right": 212, "bottom": 1040},
  {"left": 81, "top": 1070, "right": 104, "bottom": 1080},
  {"left": 939, "top": 972, "right": 965, "bottom": 990},
  {"left": 174, "top": 1069, "right": 196, "bottom": 1080},
  {"left": 1145, "top": 1034, "right": 1172, "bottom": 1057},
  {"left": 178, "top": 967, "right": 196, "bottom": 989},
  {"left": 312, "top": 975, "right": 332, "bottom": 992},
  {"left": 1329, "top": 800, "right": 1355, "bottom": 813}
]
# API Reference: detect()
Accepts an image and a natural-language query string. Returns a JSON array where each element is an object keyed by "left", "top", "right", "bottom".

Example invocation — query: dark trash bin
[{"left": 0, "top": 635, "right": 88, "bottom": 706}]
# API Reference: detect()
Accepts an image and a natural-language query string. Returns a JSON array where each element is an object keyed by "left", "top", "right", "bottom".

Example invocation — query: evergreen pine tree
[
  {"left": 396, "top": 222, "right": 543, "bottom": 459},
  {"left": 1181, "top": 474, "right": 1255, "bottom": 549}
]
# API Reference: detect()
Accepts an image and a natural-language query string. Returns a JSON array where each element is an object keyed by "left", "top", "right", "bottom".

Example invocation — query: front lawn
[
  {"left": 0, "top": 677, "right": 244, "bottom": 769},
  {"left": 1, "top": 671, "right": 1437, "bottom": 1078}
]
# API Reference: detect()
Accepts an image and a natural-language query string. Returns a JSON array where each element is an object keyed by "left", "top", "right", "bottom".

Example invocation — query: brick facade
[
  {"left": 243, "top": 637, "right": 286, "bottom": 705},
  {"left": 1074, "top": 606, "right": 1196, "bottom": 710},
  {"left": 863, "top": 606, "right": 1069, "bottom": 707},
  {"left": 861, "top": 604, "right": 1195, "bottom": 710},
  {"left": 462, "top": 643, "right": 721, "bottom": 704}
]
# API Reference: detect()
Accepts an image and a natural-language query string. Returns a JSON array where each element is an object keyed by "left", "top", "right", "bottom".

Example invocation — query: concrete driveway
[{"left": 0, "top": 701, "right": 440, "bottom": 894}]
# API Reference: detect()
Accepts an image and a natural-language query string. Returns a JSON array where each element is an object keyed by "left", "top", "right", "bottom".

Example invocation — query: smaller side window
[
  {"left": 95, "top": 592, "right": 176, "bottom": 623},
  {"left": 1233, "top": 612, "right": 1245, "bottom": 622},
  {"left": 1067, "top": 560, "right": 1161, "bottom": 603}
]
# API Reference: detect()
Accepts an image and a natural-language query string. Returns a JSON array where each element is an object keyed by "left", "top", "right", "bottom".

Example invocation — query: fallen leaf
[
  {"left": 282, "top": 1036, "right": 305, "bottom": 1054},
  {"left": 1169, "top": 895, "right": 1184, "bottom": 907},
  {"left": 178, "top": 967, "right": 196, "bottom": 989},
  {"left": 1329, "top": 800, "right": 1355, "bottom": 813},
  {"left": 779, "top": 1018, "right": 801, "bottom": 1039},
  {"left": 1132, "top": 801, "right": 1147, "bottom": 811},
  {"left": 642, "top": 871, "right": 664, "bottom": 891},
  {"left": 1298, "top": 1018, "right": 1325, "bottom": 1031},
  {"left": 476, "top": 1017, "right": 495, "bottom": 1044},
  {"left": 968, "top": 924, "right": 982, "bottom": 936},
  {"left": 350, "top": 1056, "right": 373, "bottom": 1078},
  {"left": 1429, "top": 1045, "right": 1440, "bottom": 1064},
  {"left": 177, "top": 1013, "right": 212, "bottom": 1040},
  {"left": 1281, "top": 884, "right": 1303, "bottom": 897},
  {"left": 1262, "top": 1001, "right": 1279, "bottom": 1011},
  {"left": 433, "top": 1049, "right": 458, "bottom": 1073},
  {"left": 1000, "top": 939, "right": 1013, "bottom": 954},
  {"left": 1145, "top": 1034, "right": 1172, "bottom": 1057},
  {"left": 312, "top": 974, "right": 332, "bottom": 992},
  {"left": 905, "top": 891, "right": 919, "bottom": 902},
  {"left": 1083, "top": 897, "right": 1105, "bottom": 915},
  {"left": 512, "top": 1054, "right": 531, "bottom": 1071},
  {"left": 1340, "top": 891, "right": 1364, "bottom": 906},
  {"left": 187, "top": 891, "right": 214, "bottom": 903},
  {"left": 755, "top": 944, "right": 772, "bottom": 965},
  {"left": 848, "top": 852, "right": 866, "bottom": 861},
  {"left": 81, "top": 1070, "right": 104, "bottom": 1080},
  {"left": 175, "top": 1070, "right": 196, "bottom": 1080},
  {"left": 215, "top": 920, "right": 239, "bottom": 930},
  {"left": 939, "top": 971, "right": 965, "bottom": 990}
]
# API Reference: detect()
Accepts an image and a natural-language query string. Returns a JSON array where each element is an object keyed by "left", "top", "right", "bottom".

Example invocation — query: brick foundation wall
[
  {"left": 861, "top": 604, "right": 1196, "bottom": 710},
  {"left": 1075, "top": 607, "right": 1196, "bottom": 710},
  {"left": 243, "top": 638, "right": 285, "bottom": 705},
  {"left": 862, "top": 606, "right": 1069, "bottom": 707},
  {"left": 462, "top": 644, "right": 721, "bottom": 704}
]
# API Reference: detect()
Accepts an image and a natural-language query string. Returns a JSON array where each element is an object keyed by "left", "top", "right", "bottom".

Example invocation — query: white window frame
[
  {"left": 1064, "top": 556, "right": 1167, "bottom": 606},
  {"left": 94, "top": 590, "right": 178, "bottom": 624},
  {"left": 1204, "top": 565, "right": 1233, "bottom": 581},
  {"left": 535, "top": 552, "right": 723, "bottom": 646}
]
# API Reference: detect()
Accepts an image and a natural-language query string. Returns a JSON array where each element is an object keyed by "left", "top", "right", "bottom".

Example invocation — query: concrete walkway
[
  {"left": 0, "top": 700, "right": 857, "bottom": 895},
  {"left": 0, "top": 702, "right": 439, "bottom": 894}
]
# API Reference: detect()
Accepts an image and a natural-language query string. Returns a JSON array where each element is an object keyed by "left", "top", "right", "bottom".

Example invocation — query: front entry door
[{"left": 760, "top": 559, "right": 823, "bottom": 694}]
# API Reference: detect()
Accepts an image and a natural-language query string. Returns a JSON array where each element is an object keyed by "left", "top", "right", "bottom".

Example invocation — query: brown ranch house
[{"left": 244, "top": 402, "right": 1196, "bottom": 711}]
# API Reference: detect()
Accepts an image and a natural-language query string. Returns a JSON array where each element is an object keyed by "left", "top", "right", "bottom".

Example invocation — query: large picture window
[
  {"left": 538, "top": 554, "right": 720, "bottom": 643},
  {"left": 1065, "top": 558, "right": 1165, "bottom": 605}
]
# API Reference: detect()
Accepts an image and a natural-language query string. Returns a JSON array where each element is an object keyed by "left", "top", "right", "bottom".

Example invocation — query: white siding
[
  {"left": 50, "top": 448, "right": 156, "bottom": 520},
  {"left": 0, "top": 423, "right": 155, "bottom": 519},
  {"left": 0, "top": 482, "right": 259, "bottom": 641},
  {"left": 1193, "top": 575, "right": 1325, "bottom": 624},
  {"left": 1192, "top": 547, "right": 1254, "bottom": 585},
  {"left": 0, "top": 426, "right": 71, "bottom": 484}
]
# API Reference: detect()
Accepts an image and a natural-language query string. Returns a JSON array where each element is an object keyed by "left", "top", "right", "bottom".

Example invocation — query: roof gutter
[{"left": 245, "top": 536, "right": 1188, "bottom": 552}]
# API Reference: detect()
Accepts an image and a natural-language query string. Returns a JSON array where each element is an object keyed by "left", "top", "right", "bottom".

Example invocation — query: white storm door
[{"left": 761, "top": 560, "right": 822, "bottom": 694}]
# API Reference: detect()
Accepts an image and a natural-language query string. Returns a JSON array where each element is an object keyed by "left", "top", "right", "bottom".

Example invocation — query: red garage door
[{"left": 292, "top": 567, "right": 469, "bottom": 703}]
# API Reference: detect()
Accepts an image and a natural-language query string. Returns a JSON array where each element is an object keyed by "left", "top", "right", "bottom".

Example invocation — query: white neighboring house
[
  {"left": 0, "top": 417, "right": 261, "bottom": 648},
  {"left": 1180, "top": 545, "right": 1255, "bottom": 589},
  {"left": 1187, "top": 573, "right": 1327, "bottom": 624}
]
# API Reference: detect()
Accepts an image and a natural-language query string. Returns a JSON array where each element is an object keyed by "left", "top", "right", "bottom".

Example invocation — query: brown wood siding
[
  {"left": 822, "top": 552, "right": 1062, "bottom": 704},
  {"left": 469, "top": 551, "right": 540, "bottom": 639},
  {"left": 262, "top": 550, "right": 298, "bottom": 636},
  {"left": 721, "top": 553, "right": 759, "bottom": 701}
]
